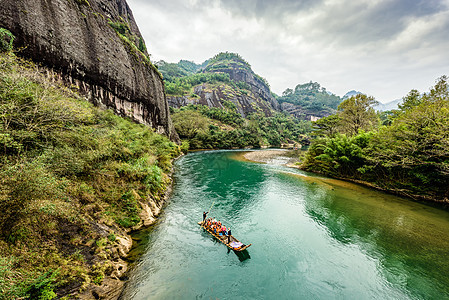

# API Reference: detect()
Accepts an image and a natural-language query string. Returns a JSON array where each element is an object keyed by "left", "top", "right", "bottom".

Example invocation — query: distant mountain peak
[
  {"left": 343, "top": 90, "right": 363, "bottom": 99},
  {"left": 374, "top": 98, "right": 403, "bottom": 111}
]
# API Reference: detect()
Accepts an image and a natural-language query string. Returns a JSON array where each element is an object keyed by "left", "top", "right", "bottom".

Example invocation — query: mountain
[
  {"left": 157, "top": 59, "right": 208, "bottom": 81},
  {"left": 0, "top": 0, "right": 180, "bottom": 298},
  {"left": 343, "top": 90, "right": 363, "bottom": 99},
  {"left": 277, "top": 82, "right": 343, "bottom": 119},
  {"left": 374, "top": 98, "right": 403, "bottom": 111},
  {"left": 159, "top": 52, "right": 279, "bottom": 117},
  {"left": 159, "top": 53, "right": 313, "bottom": 149},
  {"left": 0, "top": 0, "right": 178, "bottom": 141}
]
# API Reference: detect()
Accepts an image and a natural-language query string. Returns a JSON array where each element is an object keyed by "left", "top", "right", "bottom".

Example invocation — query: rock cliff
[
  {"left": 168, "top": 83, "right": 276, "bottom": 117},
  {"left": 0, "top": 0, "right": 179, "bottom": 141},
  {"left": 164, "top": 52, "right": 279, "bottom": 117},
  {"left": 204, "top": 59, "right": 280, "bottom": 113},
  {"left": 280, "top": 102, "right": 331, "bottom": 121}
]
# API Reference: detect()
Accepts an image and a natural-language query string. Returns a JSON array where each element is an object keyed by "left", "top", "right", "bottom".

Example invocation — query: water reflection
[
  {"left": 297, "top": 174, "right": 449, "bottom": 299},
  {"left": 228, "top": 248, "right": 251, "bottom": 262},
  {"left": 121, "top": 151, "right": 449, "bottom": 300},
  {"left": 177, "top": 151, "right": 269, "bottom": 220}
]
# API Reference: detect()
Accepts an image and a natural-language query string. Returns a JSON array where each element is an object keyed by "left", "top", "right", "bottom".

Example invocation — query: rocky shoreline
[
  {"left": 92, "top": 149, "right": 446, "bottom": 299},
  {"left": 77, "top": 156, "right": 181, "bottom": 300}
]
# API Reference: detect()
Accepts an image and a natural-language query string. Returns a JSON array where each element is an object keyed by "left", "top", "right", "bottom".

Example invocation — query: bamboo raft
[{"left": 198, "top": 221, "right": 252, "bottom": 252}]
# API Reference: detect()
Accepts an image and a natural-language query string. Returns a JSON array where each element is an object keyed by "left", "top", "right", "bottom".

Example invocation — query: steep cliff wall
[
  {"left": 205, "top": 61, "right": 280, "bottom": 112},
  {"left": 164, "top": 52, "right": 279, "bottom": 117},
  {"left": 168, "top": 83, "right": 276, "bottom": 117},
  {"left": 280, "top": 102, "right": 332, "bottom": 120},
  {"left": 0, "top": 0, "right": 178, "bottom": 141}
]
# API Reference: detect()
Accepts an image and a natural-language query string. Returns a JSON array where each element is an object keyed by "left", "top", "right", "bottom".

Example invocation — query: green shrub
[
  {"left": 0, "top": 52, "right": 179, "bottom": 296},
  {"left": 114, "top": 191, "right": 141, "bottom": 228},
  {"left": 25, "top": 270, "right": 58, "bottom": 300},
  {"left": 0, "top": 28, "right": 14, "bottom": 52},
  {"left": 137, "top": 37, "right": 146, "bottom": 53},
  {"left": 108, "top": 21, "right": 130, "bottom": 36},
  {"left": 107, "top": 233, "right": 116, "bottom": 242}
]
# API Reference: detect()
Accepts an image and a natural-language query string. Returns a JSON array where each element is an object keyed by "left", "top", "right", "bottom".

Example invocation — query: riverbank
[
  {"left": 119, "top": 149, "right": 449, "bottom": 300},
  {"left": 242, "top": 149, "right": 449, "bottom": 206},
  {"left": 0, "top": 52, "right": 183, "bottom": 299},
  {"left": 78, "top": 165, "right": 178, "bottom": 300},
  {"left": 238, "top": 149, "right": 301, "bottom": 165}
]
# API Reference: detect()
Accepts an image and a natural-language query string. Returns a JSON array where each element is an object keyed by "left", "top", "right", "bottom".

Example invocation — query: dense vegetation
[
  {"left": 203, "top": 52, "right": 252, "bottom": 73},
  {"left": 156, "top": 59, "right": 207, "bottom": 83},
  {"left": 303, "top": 77, "right": 449, "bottom": 201},
  {"left": 159, "top": 52, "right": 269, "bottom": 96},
  {"left": 161, "top": 52, "right": 312, "bottom": 148},
  {"left": 277, "top": 81, "right": 342, "bottom": 115},
  {"left": 171, "top": 104, "right": 311, "bottom": 149},
  {"left": 164, "top": 72, "right": 236, "bottom": 96},
  {"left": 0, "top": 51, "right": 181, "bottom": 299},
  {"left": 0, "top": 28, "right": 14, "bottom": 52}
]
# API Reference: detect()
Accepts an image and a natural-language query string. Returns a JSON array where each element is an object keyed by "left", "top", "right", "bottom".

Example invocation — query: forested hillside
[
  {"left": 170, "top": 104, "right": 311, "bottom": 149},
  {"left": 158, "top": 52, "right": 312, "bottom": 148},
  {"left": 0, "top": 51, "right": 181, "bottom": 299},
  {"left": 159, "top": 52, "right": 278, "bottom": 117},
  {"left": 157, "top": 59, "right": 207, "bottom": 83},
  {"left": 302, "top": 76, "right": 449, "bottom": 202},
  {"left": 277, "top": 81, "right": 342, "bottom": 118}
]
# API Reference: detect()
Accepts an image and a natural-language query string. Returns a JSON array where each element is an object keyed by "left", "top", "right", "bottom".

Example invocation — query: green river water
[{"left": 120, "top": 150, "right": 449, "bottom": 300}]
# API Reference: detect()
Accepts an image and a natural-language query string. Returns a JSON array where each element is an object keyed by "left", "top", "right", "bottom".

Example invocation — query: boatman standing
[
  {"left": 227, "top": 228, "right": 231, "bottom": 244},
  {"left": 202, "top": 211, "right": 209, "bottom": 224}
]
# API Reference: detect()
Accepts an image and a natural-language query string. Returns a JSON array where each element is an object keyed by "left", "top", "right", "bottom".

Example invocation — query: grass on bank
[{"left": 0, "top": 50, "right": 181, "bottom": 299}]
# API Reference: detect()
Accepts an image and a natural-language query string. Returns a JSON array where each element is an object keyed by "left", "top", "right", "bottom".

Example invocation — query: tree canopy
[
  {"left": 277, "top": 81, "right": 342, "bottom": 115},
  {"left": 303, "top": 76, "right": 449, "bottom": 201},
  {"left": 337, "top": 94, "right": 379, "bottom": 136}
]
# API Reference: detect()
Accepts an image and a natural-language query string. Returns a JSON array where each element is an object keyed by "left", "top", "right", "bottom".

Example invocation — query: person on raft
[
  {"left": 203, "top": 211, "right": 209, "bottom": 223},
  {"left": 227, "top": 227, "right": 231, "bottom": 244}
]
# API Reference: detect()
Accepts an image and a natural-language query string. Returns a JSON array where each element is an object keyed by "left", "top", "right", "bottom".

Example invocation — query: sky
[{"left": 127, "top": 0, "right": 449, "bottom": 103}]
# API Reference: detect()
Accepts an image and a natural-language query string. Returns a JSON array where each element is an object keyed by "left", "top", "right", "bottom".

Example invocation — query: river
[{"left": 120, "top": 150, "right": 449, "bottom": 299}]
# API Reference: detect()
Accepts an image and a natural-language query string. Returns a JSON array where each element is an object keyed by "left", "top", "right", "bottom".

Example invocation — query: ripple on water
[{"left": 121, "top": 151, "right": 449, "bottom": 300}]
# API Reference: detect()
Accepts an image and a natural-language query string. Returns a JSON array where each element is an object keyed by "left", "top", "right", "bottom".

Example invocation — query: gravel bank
[{"left": 241, "top": 149, "right": 301, "bottom": 168}]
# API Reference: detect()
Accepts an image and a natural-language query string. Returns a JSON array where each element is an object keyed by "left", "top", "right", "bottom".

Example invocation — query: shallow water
[{"left": 120, "top": 150, "right": 449, "bottom": 299}]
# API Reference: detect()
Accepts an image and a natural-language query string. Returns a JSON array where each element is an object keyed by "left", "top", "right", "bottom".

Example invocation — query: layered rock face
[
  {"left": 280, "top": 102, "right": 331, "bottom": 121},
  {"left": 0, "top": 0, "right": 178, "bottom": 141},
  {"left": 168, "top": 83, "right": 276, "bottom": 117},
  {"left": 166, "top": 54, "right": 279, "bottom": 117},
  {"left": 207, "top": 61, "right": 280, "bottom": 113}
]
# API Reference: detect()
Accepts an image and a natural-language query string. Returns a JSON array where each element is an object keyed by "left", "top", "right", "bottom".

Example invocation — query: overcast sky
[{"left": 127, "top": 0, "right": 449, "bottom": 103}]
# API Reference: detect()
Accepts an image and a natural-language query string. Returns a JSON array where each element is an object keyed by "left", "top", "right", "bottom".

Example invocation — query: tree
[
  {"left": 282, "top": 88, "right": 293, "bottom": 97},
  {"left": 364, "top": 76, "right": 449, "bottom": 196},
  {"left": 378, "top": 110, "right": 395, "bottom": 126},
  {"left": 397, "top": 89, "right": 422, "bottom": 112},
  {"left": 170, "top": 110, "right": 209, "bottom": 139},
  {"left": 303, "top": 131, "right": 373, "bottom": 178},
  {"left": 312, "top": 114, "right": 341, "bottom": 137},
  {"left": 337, "top": 94, "right": 379, "bottom": 136}
]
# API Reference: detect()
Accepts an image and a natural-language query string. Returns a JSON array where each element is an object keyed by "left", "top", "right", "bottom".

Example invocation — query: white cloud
[{"left": 128, "top": 0, "right": 449, "bottom": 103}]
